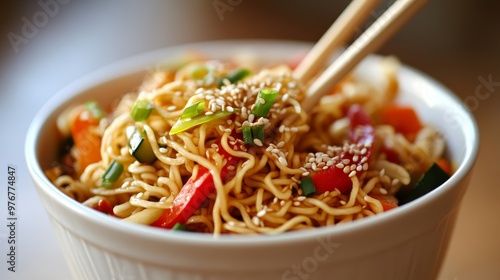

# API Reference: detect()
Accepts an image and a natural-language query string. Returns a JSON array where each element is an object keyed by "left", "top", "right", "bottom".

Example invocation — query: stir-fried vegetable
[
  {"left": 252, "top": 89, "right": 278, "bottom": 118},
  {"left": 71, "top": 102, "right": 104, "bottom": 172},
  {"left": 310, "top": 105, "right": 375, "bottom": 194},
  {"left": 397, "top": 162, "right": 450, "bottom": 205},
  {"left": 180, "top": 100, "right": 206, "bottom": 120},
  {"left": 101, "top": 160, "right": 124, "bottom": 189},
  {"left": 170, "top": 110, "right": 236, "bottom": 135},
  {"left": 217, "top": 68, "right": 251, "bottom": 88},
  {"left": 131, "top": 100, "right": 154, "bottom": 122},
  {"left": 127, "top": 126, "right": 157, "bottom": 164},
  {"left": 152, "top": 137, "right": 240, "bottom": 229}
]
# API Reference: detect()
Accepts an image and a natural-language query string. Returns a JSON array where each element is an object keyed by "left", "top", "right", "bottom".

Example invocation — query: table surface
[{"left": 1, "top": 1, "right": 499, "bottom": 280}]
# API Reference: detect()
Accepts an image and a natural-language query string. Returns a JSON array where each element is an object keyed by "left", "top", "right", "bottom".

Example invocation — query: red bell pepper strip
[
  {"left": 151, "top": 139, "right": 240, "bottom": 229},
  {"left": 379, "top": 104, "right": 422, "bottom": 137},
  {"left": 93, "top": 198, "right": 115, "bottom": 216},
  {"left": 311, "top": 105, "right": 375, "bottom": 194}
]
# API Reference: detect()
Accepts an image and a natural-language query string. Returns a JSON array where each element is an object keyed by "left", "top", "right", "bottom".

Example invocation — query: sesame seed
[
  {"left": 340, "top": 200, "right": 346, "bottom": 205},
  {"left": 380, "top": 188, "right": 388, "bottom": 194},
  {"left": 273, "top": 197, "right": 278, "bottom": 204},
  {"left": 349, "top": 170, "right": 357, "bottom": 177},
  {"left": 166, "top": 105, "right": 177, "bottom": 111},
  {"left": 290, "top": 127, "right": 299, "bottom": 132},
  {"left": 360, "top": 157, "right": 368, "bottom": 163},
  {"left": 353, "top": 155, "right": 359, "bottom": 162},
  {"left": 227, "top": 166, "right": 235, "bottom": 171},
  {"left": 350, "top": 164, "right": 357, "bottom": 171},
  {"left": 379, "top": 169, "right": 385, "bottom": 177},
  {"left": 360, "top": 148, "right": 367, "bottom": 155},
  {"left": 257, "top": 208, "right": 267, "bottom": 218},
  {"left": 252, "top": 216, "right": 260, "bottom": 226},
  {"left": 159, "top": 147, "right": 168, "bottom": 153},
  {"left": 227, "top": 221, "right": 235, "bottom": 227},
  {"left": 336, "top": 163, "right": 344, "bottom": 169},
  {"left": 227, "top": 106, "right": 234, "bottom": 112},
  {"left": 219, "top": 125, "right": 226, "bottom": 131},
  {"left": 224, "top": 128, "right": 232, "bottom": 133},
  {"left": 282, "top": 93, "right": 289, "bottom": 102},
  {"left": 293, "top": 201, "right": 301, "bottom": 206},
  {"left": 278, "top": 156, "right": 288, "bottom": 166},
  {"left": 266, "top": 146, "right": 273, "bottom": 152},
  {"left": 205, "top": 111, "right": 214, "bottom": 115},
  {"left": 253, "top": 138, "right": 263, "bottom": 146},
  {"left": 356, "top": 165, "right": 363, "bottom": 172},
  {"left": 248, "top": 114, "right": 255, "bottom": 123},
  {"left": 259, "top": 97, "right": 266, "bottom": 104},
  {"left": 296, "top": 196, "right": 306, "bottom": 202},
  {"left": 323, "top": 191, "right": 330, "bottom": 197},
  {"left": 343, "top": 166, "right": 350, "bottom": 174},
  {"left": 363, "top": 163, "right": 369, "bottom": 171},
  {"left": 327, "top": 160, "right": 334, "bottom": 167},
  {"left": 302, "top": 171, "right": 310, "bottom": 176},
  {"left": 280, "top": 200, "right": 286, "bottom": 206},
  {"left": 311, "top": 162, "right": 317, "bottom": 170},
  {"left": 392, "top": 178, "right": 400, "bottom": 186},
  {"left": 342, "top": 159, "right": 350, "bottom": 165},
  {"left": 304, "top": 163, "right": 312, "bottom": 169}
]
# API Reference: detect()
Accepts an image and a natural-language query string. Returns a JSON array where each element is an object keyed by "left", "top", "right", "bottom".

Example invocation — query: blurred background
[{"left": 0, "top": 1, "right": 498, "bottom": 279}]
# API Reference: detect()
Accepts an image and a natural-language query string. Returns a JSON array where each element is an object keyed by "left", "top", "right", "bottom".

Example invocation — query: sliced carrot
[
  {"left": 370, "top": 193, "right": 399, "bottom": 211},
  {"left": 379, "top": 105, "right": 423, "bottom": 137},
  {"left": 435, "top": 158, "right": 452, "bottom": 175},
  {"left": 71, "top": 109, "right": 102, "bottom": 172}
]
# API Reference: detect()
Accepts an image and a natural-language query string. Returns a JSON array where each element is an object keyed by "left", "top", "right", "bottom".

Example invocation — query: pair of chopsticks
[{"left": 294, "top": 0, "right": 429, "bottom": 112}]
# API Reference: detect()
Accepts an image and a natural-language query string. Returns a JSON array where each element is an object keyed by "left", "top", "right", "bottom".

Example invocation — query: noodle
[{"left": 46, "top": 55, "right": 448, "bottom": 235}]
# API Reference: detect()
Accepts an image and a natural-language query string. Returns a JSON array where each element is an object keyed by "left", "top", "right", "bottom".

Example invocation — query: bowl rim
[{"left": 25, "top": 39, "right": 480, "bottom": 247}]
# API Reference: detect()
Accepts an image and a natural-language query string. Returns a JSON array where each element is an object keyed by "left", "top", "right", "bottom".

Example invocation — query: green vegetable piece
[
  {"left": 251, "top": 125, "right": 264, "bottom": 144},
  {"left": 217, "top": 68, "right": 251, "bottom": 88},
  {"left": 397, "top": 162, "right": 451, "bottom": 205},
  {"left": 128, "top": 127, "right": 157, "bottom": 164},
  {"left": 242, "top": 126, "right": 253, "bottom": 145},
  {"left": 171, "top": 222, "right": 188, "bottom": 231},
  {"left": 131, "top": 100, "right": 154, "bottom": 122},
  {"left": 180, "top": 100, "right": 205, "bottom": 120},
  {"left": 252, "top": 89, "right": 278, "bottom": 118},
  {"left": 170, "top": 110, "right": 236, "bottom": 135},
  {"left": 101, "top": 160, "right": 124, "bottom": 189},
  {"left": 190, "top": 66, "right": 209, "bottom": 80},
  {"left": 85, "top": 100, "right": 104, "bottom": 120},
  {"left": 299, "top": 177, "right": 316, "bottom": 197}
]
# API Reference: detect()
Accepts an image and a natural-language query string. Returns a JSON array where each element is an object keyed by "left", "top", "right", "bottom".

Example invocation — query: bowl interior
[{"left": 26, "top": 40, "right": 479, "bottom": 246}]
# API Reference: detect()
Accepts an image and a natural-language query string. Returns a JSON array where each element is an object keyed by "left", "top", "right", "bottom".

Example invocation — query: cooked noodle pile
[{"left": 46, "top": 55, "right": 445, "bottom": 235}]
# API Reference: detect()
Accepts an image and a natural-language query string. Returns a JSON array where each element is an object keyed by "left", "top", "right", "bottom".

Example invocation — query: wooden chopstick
[
  {"left": 294, "top": 0, "right": 381, "bottom": 84},
  {"left": 300, "top": 0, "right": 429, "bottom": 112}
]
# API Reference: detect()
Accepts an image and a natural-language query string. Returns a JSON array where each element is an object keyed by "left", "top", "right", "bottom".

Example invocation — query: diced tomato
[
  {"left": 370, "top": 193, "right": 399, "bottom": 211},
  {"left": 379, "top": 105, "right": 422, "bottom": 137}
]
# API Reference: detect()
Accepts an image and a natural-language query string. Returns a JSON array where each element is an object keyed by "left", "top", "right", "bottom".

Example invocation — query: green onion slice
[
  {"left": 101, "top": 160, "right": 124, "bottom": 189},
  {"left": 180, "top": 100, "right": 205, "bottom": 120},
  {"left": 252, "top": 89, "right": 278, "bottom": 118},
  {"left": 251, "top": 125, "right": 264, "bottom": 144},
  {"left": 299, "top": 177, "right": 316, "bottom": 197},
  {"left": 242, "top": 126, "right": 253, "bottom": 145},
  {"left": 217, "top": 68, "right": 251, "bottom": 88},
  {"left": 170, "top": 110, "right": 237, "bottom": 135},
  {"left": 190, "top": 66, "right": 209, "bottom": 80},
  {"left": 131, "top": 100, "right": 154, "bottom": 122},
  {"left": 171, "top": 222, "right": 188, "bottom": 231},
  {"left": 85, "top": 100, "right": 104, "bottom": 120}
]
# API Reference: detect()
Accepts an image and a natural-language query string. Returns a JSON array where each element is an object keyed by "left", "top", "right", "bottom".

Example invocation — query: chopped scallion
[
  {"left": 101, "top": 160, "right": 124, "bottom": 189},
  {"left": 180, "top": 100, "right": 205, "bottom": 120},
  {"left": 217, "top": 68, "right": 251, "bottom": 88},
  {"left": 299, "top": 177, "right": 316, "bottom": 197},
  {"left": 131, "top": 100, "right": 154, "bottom": 122},
  {"left": 171, "top": 222, "right": 188, "bottom": 231},
  {"left": 85, "top": 100, "right": 104, "bottom": 120},
  {"left": 242, "top": 126, "right": 253, "bottom": 145},
  {"left": 190, "top": 66, "right": 209, "bottom": 80},
  {"left": 251, "top": 125, "right": 264, "bottom": 144},
  {"left": 170, "top": 110, "right": 237, "bottom": 135},
  {"left": 252, "top": 89, "right": 278, "bottom": 118}
]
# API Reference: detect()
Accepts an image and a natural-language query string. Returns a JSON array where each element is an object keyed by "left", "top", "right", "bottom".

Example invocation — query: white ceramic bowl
[{"left": 25, "top": 40, "right": 479, "bottom": 280}]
